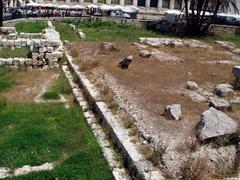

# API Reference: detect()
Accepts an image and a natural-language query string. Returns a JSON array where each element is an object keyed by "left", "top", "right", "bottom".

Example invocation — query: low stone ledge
[
  {"left": 62, "top": 65, "right": 129, "bottom": 180},
  {"left": 65, "top": 52, "right": 164, "bottom": 180}
]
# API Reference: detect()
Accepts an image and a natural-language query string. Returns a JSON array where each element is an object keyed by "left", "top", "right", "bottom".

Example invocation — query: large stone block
[
  {"left": 197, "top": 107, "right": 238, "bottom": 140},
  {"left": 5, "top": 58, "right": 13, "bottom": 65},
  {"left": 0, "top": 27, "right": 16, "bottom": 34},
  {"left": 215, "top": 84, "right": 234, "bottom": 97},
  {"left": 32, "top": 53, "right": 40, "bottom": 60},
  {"left": 45, "top": 52, "right": 63, "bottom": 60},
  {"left": 39, "top": 47, "right": 47, "bottom": 53},
  {"left": 24, "top": 59, "right": 33, "bottom": 66},
  {"left": 27, "top": 39, "right": 34, "bottom": 46},
  {"left": 233, "top": 66, "right": 240, "bottom": 89},
  {"left": 14, "top": 39, "right": 22, "bottom": 46},
  {"left": 0, "top": 59, "right": 6, "bottom": 65}
]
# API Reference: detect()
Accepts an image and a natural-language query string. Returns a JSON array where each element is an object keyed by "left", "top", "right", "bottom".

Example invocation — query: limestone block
[
  {"left": 32, "top": 53, "right": 40, "bottom": 61},
  {"left": 187, "top": 81, "right": 199, "bottom": 90},
  {"left": 47, "top": 47, "right": 54, "bottom": 53},
  {"left": 33, "top": 39, "right": 40, "bottom": 47},
  {"left": 197, "top": 107, "right": 238, "bottom": 140},
  {"left": 45, "top": 52, "right": 63, "bottom": 60},
  {"left": 14, "top": 39, "right": 22, "bottom": 46},
  {"left": 5, "top": 58, "right": 13, "bottom": 65},
  {"left": 27, "top": 39, "right": 34, "bottom": 46},
  {"left": 8, "top": 33, "right": 17, "bottom": 40},
  {"left": 32, "top": 60, "right": 38, "bottom": 67},
  {"left": 39, "top": 47, "right": 47, "bottom": 53},
  {"left": 1, "top": 39, "right": 7, "bottom": 46},
  {"left": 0, "top": 27, "right": 16, "bottom": 34},
  {"left": 215, "top": 84, "right": 234, "bottom": 97},
  {"left": 12, "top": 58, "right": 20, "bottom": 66},
  {"left": 24, "top": 59, "right": 33, "bottom": 66},
  {"left": 0, "top": 59, "right": 5, "bottom": 65},
  {"left": 209, "top": 97, "right": 231, "bottom": 111},
  {"left": 7, "top": 40, "right": 14, "bottom": 46},
  {"left": 40, "top": 39, "right": 49, "bottom": 47},
  {"left": 21, "top": 39, "right": 27, "bottom": 46},
  {"left": 164, "top": 104, "right": 182, "bottom": 120}
]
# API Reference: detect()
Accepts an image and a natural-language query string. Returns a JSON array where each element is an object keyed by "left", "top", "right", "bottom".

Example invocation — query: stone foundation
[{"left": 0, "top": 21, "right": 63, "bottom": 69}]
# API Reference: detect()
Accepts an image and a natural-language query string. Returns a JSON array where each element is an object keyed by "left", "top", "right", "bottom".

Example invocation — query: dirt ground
[
  {"left": 3, "top": 69, "right": 58, "bottom": 103},
  {"left": 69, "top": 41, "right": 240, "bottom": 177}
]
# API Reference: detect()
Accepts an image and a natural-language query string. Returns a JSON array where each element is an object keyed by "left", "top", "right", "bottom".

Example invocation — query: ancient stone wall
[{"left": 0, "top": 21, "right": 63, "bottom": 69}]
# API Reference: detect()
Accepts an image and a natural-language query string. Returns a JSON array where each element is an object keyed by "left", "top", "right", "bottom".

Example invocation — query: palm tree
[
  {"left": 0, "top": 0, "right": 3, "bottom": 27},
  {"left": 183, "top": 0, "right": 239, "bottom": 35}
]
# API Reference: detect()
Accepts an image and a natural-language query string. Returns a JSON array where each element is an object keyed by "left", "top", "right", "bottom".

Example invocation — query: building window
[
  {"left": 71, "top": 0, "right": 79, "bottom": 2},
  {"left": 125, "top": 0, "right": 133, "bottom": 5},
  {"left": 150, "top": 0, "right": 158, "bottom": 7},
  {"left": 84, "top": 0, "right": 92, "bottom": 2},
  {"left": 162, "top": 0, "right": 170, "bottom": 8},
  {"left": 98, "top": 0, "right": 106, "bottom": 3},
  {"left": 137, "top": 0, "right": 145, "bottom": 6},
  {"left": 111, "top": 0, "right": 119, "bottom": 4},
  {"left": 174, "top": 0, "right": 182, "bottom": 9}
]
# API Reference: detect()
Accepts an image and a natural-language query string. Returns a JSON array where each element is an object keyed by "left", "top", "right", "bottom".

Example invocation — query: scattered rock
[
  {"left": 118, "top": 55, "right": 133, "bottom": 69},
  {"left": 139, "top": 38, "right": 211, "bottom": 48},
  {"left": 132, "top": 42, "right": 148, "bottom": 49},
  {"left": 69, "top": 24, "right": 76, "bottom": 31},
  {"left": 24, "top": 59, "right": 33, "bottom": 66},
  {"left": 187, "top": 81, "right": 198, "bottom": 90},
  {"left": 151, "top": 50, "right": 183, "bottom": 62},
  {"left": 102, "top": 42, "right": 117, "bottom": 51},
  {"left": 232, "top": 48, "right": 240, "bottom": 55},
  {"left": 197, "top": 107, "right": 238, "bottom": 140},
  {"left": 139, "top": 50, "right": 151, "bottom": 58},
  {"left": 215, "top": 41, "right": 236, "bottom": 50},
  {"left": 232, "top": 66, "right": 240, "bottom": 89},
  {"left": 164, "top": 104, "right": 182, "bottom": 121},
  {"left": 186, "top": 91, "right": 207, "bottom": 102},
  {"left": 78, "top": 31, "right": 85, "bottom": 39},
  {"left": 209, "top": 97, "right": 231, "bottom": 111},
  {"left": 64, "top": 40, "right": 70, "bottom": 45},
  {"left": 215, "top": 84, "right": 234, "bottom": 97}
]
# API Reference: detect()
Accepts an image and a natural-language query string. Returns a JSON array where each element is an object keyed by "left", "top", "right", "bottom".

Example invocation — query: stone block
[
  {"left": 47, "top": 47, "right": 53, "bottom": 53},
  {"left": 24, "top": 59, "right": 33, "bottom": 66},
  {"left": 14, "top": 39, "right": 22, "bottom": 46},
  {"left": 197, "top": 107, "right": 238, "bottom": 140},
  {"left": 32, "top": 53, "right": 40, "bottom": 61}
]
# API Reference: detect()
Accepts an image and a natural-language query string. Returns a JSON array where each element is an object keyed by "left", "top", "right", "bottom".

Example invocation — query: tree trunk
[{"left": 0, "top": 0, "right": 3, "bottom": 27}]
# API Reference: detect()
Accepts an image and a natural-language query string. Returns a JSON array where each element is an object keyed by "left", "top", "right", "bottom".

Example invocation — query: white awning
[
  {"left": 71, "top": 5, "right": 85, "bottom": 9},
  {"left": 121, "top": 6, "right": 139, "bottom": 14},
  {"left": 86, "top": 4, "right": 99, "bottom": 9},
  {"left": 43, "top": 3, "right": 57, "bottom": 8},
  {"left": 26, "top": 2, "right": 40, "bottom": 7},
  {"left": 111, "top": 5, "right": 123, "bottom": 10},
  {"left": 57, "top": 4, "right": 71, "bottom": 9},
  {"left": 99, "top": 4, "right": 113, "bottom": 11}
]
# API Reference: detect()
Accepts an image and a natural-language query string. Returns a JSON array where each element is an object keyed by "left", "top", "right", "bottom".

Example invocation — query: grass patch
[
  {"left": 41, "top": 71, "right": 72, "bottom": 101},
  {"left": 51, "top": 72, "right": 72, "bottom": 95},
  {"left": 55, "top": 20, "right": 161, "bottom": 42},
  {"left": 42, "top": 91, "right": 60, "bottom": 100},
  {"left": 0, "top": 103, "right": 113, "bottom": 179},
  {"left": 215, "top": 34, "right": 240, "bottom": 48},
  {"left": 53, "top": 22, "right": 79, "bottom": 42},
  {"left": 15, "top": 21, "right": 47, "bottom": 33},
  {"left": 0, "top": 66, "right": 14, "bottom": 93},
  {"left": 0, "top": 47, "right": 30, "bottom": 58}
]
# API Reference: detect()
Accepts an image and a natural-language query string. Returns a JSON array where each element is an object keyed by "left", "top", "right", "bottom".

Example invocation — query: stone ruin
[{"left": 0, "top": 21, "right": 63, "bottom": 69}]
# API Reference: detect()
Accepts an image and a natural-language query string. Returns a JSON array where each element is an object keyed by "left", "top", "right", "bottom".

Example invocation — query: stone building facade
[{"left": 35, "top": 0, "right": 184, "bottom": 12}]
